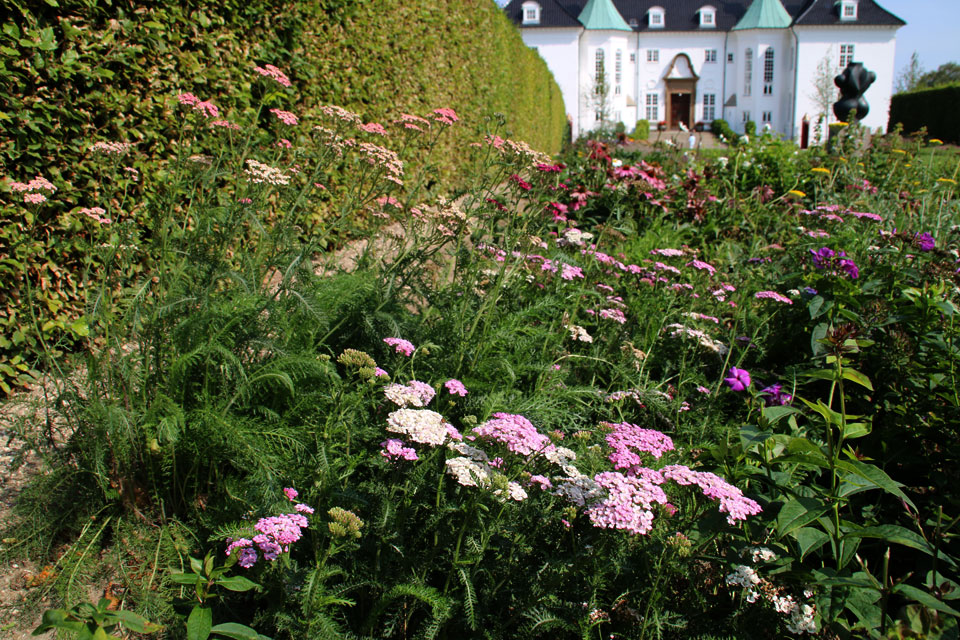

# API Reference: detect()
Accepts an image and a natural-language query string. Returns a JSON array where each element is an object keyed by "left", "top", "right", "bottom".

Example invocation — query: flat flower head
[
  {"left": 383, "top": 337, "right": 415, "bottom": 356},
  {"left": 724, "top": 367, "right": 751, "bottom": 392},
  {"left": 444, "top": 379, "right": 468, "bottom": 396}
]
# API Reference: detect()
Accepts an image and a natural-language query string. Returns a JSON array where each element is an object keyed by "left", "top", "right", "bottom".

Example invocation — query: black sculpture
[{"left": 833, "top": 62, "right": 876, "bottom": 122}]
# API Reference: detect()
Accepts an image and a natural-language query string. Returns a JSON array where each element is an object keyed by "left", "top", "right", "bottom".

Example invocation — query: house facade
[{"left": 502, "top": 0, "right": 904, "bottom": 141}]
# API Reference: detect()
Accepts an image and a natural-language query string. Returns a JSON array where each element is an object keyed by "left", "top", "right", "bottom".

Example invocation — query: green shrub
[
  {"left": 632, "top": 119, "right": 650, "bottom": 140},
  {"left": 744, "top": 120, "right": 757, "bottom": 137},
  {"left": 711, "top": 118, "right": 734, "bottom": 142},
  {"left": 889, "top": 83, "right": 960, "bottom": 143},
  {"left": 0, "top": 0, "right": 566, "bottom": 393}
]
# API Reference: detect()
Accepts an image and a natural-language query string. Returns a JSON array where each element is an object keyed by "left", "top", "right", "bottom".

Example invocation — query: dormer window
[
  {"left": 699, "top": 6, "right": 716, "bottom": 28},
  {"left": 628, "top": 18, "right": 639, "bottom": 27},
  {"left": 521, "top": 1, "right": 541, "bottom": 25},
  {"left": 648, "top": 6, "right": 665, "bottom": 28},
  {"left": 839, "top": 0, "right": 857, "bottom": 21}
]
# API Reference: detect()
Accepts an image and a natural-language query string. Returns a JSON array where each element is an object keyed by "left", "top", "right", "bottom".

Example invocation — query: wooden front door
[{"left": 670, "top": 93, "right": 691, "bottom": 129}]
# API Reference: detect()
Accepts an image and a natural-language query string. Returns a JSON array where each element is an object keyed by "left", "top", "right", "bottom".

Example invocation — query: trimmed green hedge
[
  {"left": 889, "top": 84, "right": 960, "bottom": 143},
  {"left": 0, "top": 0, "right": 565, "bottom": 392}
]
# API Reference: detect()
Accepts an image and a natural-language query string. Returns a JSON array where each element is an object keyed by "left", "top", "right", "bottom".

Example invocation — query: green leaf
[
  {"left": 189, "top": 557, "right": 204, "bottom": 574},
  {"left": 739, "top": 424, "right": 771, "bottom": 452},
  {"left": 214, "top": 575, "right": 259, "bottom": 592},
  {"left": 210, "top": 622, "right": 268, "bottom": 640},
  {"left": 841, "top": 368, "right": 873, "bottom": 391},
  {"left": 833, "top": 460, "right": 915, "bottom": 510},
  {"left": 114, "top": 610, "right": 162, "bottom": 634},
  {"left": 186, "top": 606, "right": 212, "bottom": 640},
  {"left": 777, "top": 496, "right": 830, "bottom": 537},
  {"left": 169, "top": 572, "right": 200, "bottom": 585},
  {"left": 840, "top": 421, "right": 871, "bottom": 439},
  {"left": 143, "top": 21, "right": 165, "bottom": 30},
  {"left": 843, "top": 525, "right": 954, "bottom": 566},
  {"left": 893, "top": 583, "right": 960, "bottom": 617},
  {"left": 792, "top": 526, "right": 830, "bottom": 560},
  {"left": 799, "top": 397, "right": 842, "bottom": 425},
  {"left": 33, "top": 609, "right": 85, "bottom": 634}
]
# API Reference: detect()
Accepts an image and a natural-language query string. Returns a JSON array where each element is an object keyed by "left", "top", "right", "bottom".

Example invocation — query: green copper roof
[
  {"left": 732, "top": 0, "right": 792, "bottom": 29},
  {"left": 578, "top": 0, "right": 632, "bottom": 31}
]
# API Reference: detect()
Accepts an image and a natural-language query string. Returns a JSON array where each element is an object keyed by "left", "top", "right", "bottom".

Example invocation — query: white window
[
  {"left": 615, "top": 85, "right": 621, "bottom": 95},
  {"left": 727, "top": 52, "right": 734, "bottom": 63},
  {"left": 699, "top": 6, "right": 716, "bottom": 28},
  {"left": 840, "top": 44, "right": 855, "bottom": 68},
  {"left": 840, "top": 0, "right": 857, "bottom": 21},
  {"left": 629, "top": 18, "right": 639, "bottom": 27},
  {"left": 595, "top": 48, "right": 605, "bottom": 88},
  {"left": 615, "top": 49, "right": 622, "bottom": 85},
  {"left": 763, "top": 48, "right": 774, "bottom": 94},
  {"left": 647, "top": 49, "right": 659, "bottom": 63},
  {"left": 645, "top": 94, "right": 659, "bottom": 121},
  {"left": 705, "top": 49, "right": 717, "bottom": 63},
  {"left": 742, "top": 110, "right": 751, "bottom": 123},
  {"left": 630, "top": 52, "right": 636, "bottom": 63},
  {"left": 703, "top": 93, "right": 716, "bottom": 121},
  {"left": 596, "top": 110, "right": 603, "bottom": 121},
  {"left": 649, "top": 6, "right": 665, "bottom": 28},
  {"left": 744, "top": 48, "right": 752, "bottom": 96},
  {"left": 521, "top": 1, "right": 541, "bottom": 24},
  {"left": 762, "top": 111, "right": 772, "bottom": 123}
]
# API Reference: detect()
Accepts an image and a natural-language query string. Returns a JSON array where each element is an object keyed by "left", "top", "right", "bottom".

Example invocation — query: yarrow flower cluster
[
  {"left": 269, "top": 108, "right": 299, "bottom": 126},
  {"left": 225, "top": 488, "right": 312, "bottom": 569},
  {"left": 444, "top": 379, "right": 468, "bottom": 396},
  {"left": 473, "top": 413, "right": 553, "bottom": 457},
  {"left": 665, "top": 323, "right": 729, "bottom": 355},
  {"left": 89, "top": 141, "right": 133, "bottom": 155},
  {"left": 244, "top": 159, "right": 290, "bottom": 186},
  {"left": 176, "top": 93, "right": 219, "bottom": 118},
  {"left": 383, "top": 380, "right": 435, "bottom": 407},
  {"left": 381, "top": 438, "right": 418, "bottom": 461},
  {"left": 603, "top": 422, "right": 675, "bottom": 473},
  {"left": 726, "top": 558, "right": 817, "bottom": 634},
  {"left": 79, "top": 206, "right": 112, "bottom": 225},
  {"left": 386, "top": 409, "right": 452, "bottom": 446},
  {"left": 253, "top": 64, "right": 292, "bottom": 87},
  {"left": 10, "top": 175, "right": 56, "bottom": 203},
  {"left": 755, "top": 291, "right": 793, "bottom": 305},
  {"left": 383, "top": 337, "right": 415, "bottom": 356}
]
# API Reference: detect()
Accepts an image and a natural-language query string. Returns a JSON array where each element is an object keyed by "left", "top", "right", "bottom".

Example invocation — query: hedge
[
  {"left": 888, "top": 84, "right": 960, "bottom": 143},
  {"left": 0, "top": 0, "right": 566, "bottom": 392}
]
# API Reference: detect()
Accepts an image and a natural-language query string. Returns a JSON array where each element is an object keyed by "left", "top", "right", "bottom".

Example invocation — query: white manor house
[{"left": 502, "top": 0, "right": 904, "bottom": 141}]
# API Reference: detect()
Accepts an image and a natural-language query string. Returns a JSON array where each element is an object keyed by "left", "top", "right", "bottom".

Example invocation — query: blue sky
[{"left": 879, "top": 0, "right": 960, "bottom": 75}]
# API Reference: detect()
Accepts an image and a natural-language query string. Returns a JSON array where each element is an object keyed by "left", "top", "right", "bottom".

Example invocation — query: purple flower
[
  {"left": 724, "top": 367, "right": 751, "bottom": 392},
  {"left": 381, "top": 438, "right": 419, "bottom": 461},
  {"left": 237, "top": 547, "right": 258, "bottom": 568},
  {"left": 809, "top": 247, "right": 835, "bottom": 269},
  {"left": 914, "top": 232, "right": 935, "bottom": 251},
  {"left": 759, "top": 383, "right": 793, "bottom": 406}
]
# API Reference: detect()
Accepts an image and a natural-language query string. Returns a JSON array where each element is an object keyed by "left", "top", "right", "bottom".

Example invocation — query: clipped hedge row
[
  {"left": 0, "top": 0, "right": 566, "bottom": 392},
  {"left": 888, "top": 84, "right": 960, "bottom": 143}
]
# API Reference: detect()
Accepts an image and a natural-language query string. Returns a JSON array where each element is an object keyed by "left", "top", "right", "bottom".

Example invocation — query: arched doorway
[{"left": 664, "top": 53, "right": 698, "bottom": 130}]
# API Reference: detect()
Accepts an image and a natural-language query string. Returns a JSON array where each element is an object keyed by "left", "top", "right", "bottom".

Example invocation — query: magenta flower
[
  {"left": 724, "top": 367, "right": 751, "bottom": 392},
  {"left": 283, "top": 487, "right": 298, "bottom": 501},
  {"left": 445, "top": 379, "right": 468, "bottom": 396},
  {"left": 381, "top": 438, "right": 418, "bottom": 461},
  {"left": 914, "top": 232, "right": 935, "bottom": 251},
  {"left": 269, "top": 108, "right": 299, "bottom": 126},
  {"left": 760, "top": 383, "right": 793, "bottom": 407},
  {"left": 383, "top": 337, "right": 415, "bottom": 356}
]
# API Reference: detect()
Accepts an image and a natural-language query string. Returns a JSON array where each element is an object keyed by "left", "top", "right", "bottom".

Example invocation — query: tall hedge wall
[
  {"left": 888, "top": 84, "right": 960, "bottom": 144},
  {"left": 0, "top": 0, "right": 566, "bottom": 392}
]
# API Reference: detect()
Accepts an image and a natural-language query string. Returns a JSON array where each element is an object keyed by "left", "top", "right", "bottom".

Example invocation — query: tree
[
  {"left": 895, "top": 51, "right": 924, "bottom": 93},
  {"left": 808, "top": 49, "right": 836, "bottom": 143},
  {"left": 916, "top": 62, "right": 960, "bottom": 89},
  {"left": 582, "top": 53, "right": 614, "bottom": 135}
]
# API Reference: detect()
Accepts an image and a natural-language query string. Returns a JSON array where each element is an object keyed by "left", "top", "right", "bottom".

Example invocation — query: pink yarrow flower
[
  {"left": 432, "top": 107, "right": 459, "bottom": 125},
  {"left": 254, "top": 64, "right": 292, "bottom": 87},
  {"left": 754, "top": 291, "right": 793, "bottom": 304},
  {"left": 381, "top": 438, "right": 419, "bottom": 461},
  {"left": 445, "top": 379, "right": 468, "bottom": 396},
  {"left": 383, "top": 337, "right": 415, "bottom": 356},
  {"left": 270, "top": 109, "right": 299, "bottom": 126}
]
